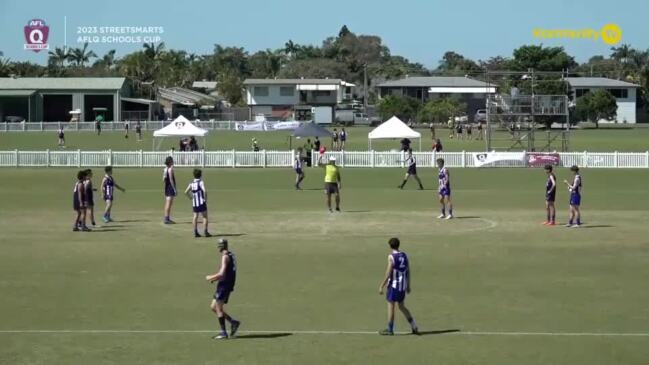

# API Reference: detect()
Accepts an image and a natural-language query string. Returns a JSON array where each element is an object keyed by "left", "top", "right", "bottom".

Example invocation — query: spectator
[
  {"left": 314, "top": 136, "right": 321, "bottom": 152},
  {"left": 400, "top": 138, "right": 411, "bottom": 152},
  {"left": 252, "top": 138, "right": 260, "bottom": 152},
  {"left": 433, "top": 138, "right": 443, "bottom": 152}
]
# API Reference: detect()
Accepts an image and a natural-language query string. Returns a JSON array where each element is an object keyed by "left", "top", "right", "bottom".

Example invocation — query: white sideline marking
[{"left": 0, "top": 330, "right": 648, "bottom": 337}]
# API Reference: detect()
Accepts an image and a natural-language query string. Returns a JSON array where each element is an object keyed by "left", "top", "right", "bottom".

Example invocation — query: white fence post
[
  {"left": 583, "top": 151, "right": 588, "bottom": 168},
  {"left": 263, "top": 150, "right": 267, "bottom": 168},
  {"left": 40, "top": 121, "right": 43, "bottom": 131},
  {"left": 371, "top": 150, "right": 375, "bottom": 168},
  {"left": 108, "top": 149, "right": 113, "bottom": 166},
  {"left": 202, "top": 149, "right": 206, "bottom": 168},
  {"left": 646, "top": 151, "right": 649, "bottom": 168},
  {"left": 614, "top": 151, "right": 619, "bottom": 168},
  {"left": 462, "top": 151, "right": 466, "bottom": 168},
  {"left": 341, "top": 150, "right": 345, "bottom": 167},
  {"left": 140, "top": 150, "right": 144, "bottom": 168},
  {"left": 77, "top": 149, "right": 81, "bottom": 167},
  {"left": 46, "top": 149, "right": 50, "bottom": 167},
  {"left": 15, "top": 149, "right": 19, "bottom": 167},
  {"left": 232, "top": 149, "right": 236, "bottom": 168}
]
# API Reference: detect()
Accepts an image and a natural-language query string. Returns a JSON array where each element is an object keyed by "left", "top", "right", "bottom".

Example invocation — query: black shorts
[
  {"left": 407, "top": 166, "right": 417, "bottom": 175},
  {"left": 214, "top": 286, "right": 233, "bottom": 303},
  {"left": 325, "top": 182, "right": 339, "bottom": 194},
  {"left": 546, "top": 192, "right": 556, "bottom": 202}
]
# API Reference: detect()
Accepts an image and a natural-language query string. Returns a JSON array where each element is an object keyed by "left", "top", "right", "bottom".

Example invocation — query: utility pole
[{"left": 363, "top": 63, "right": 368, "bottom": 113}]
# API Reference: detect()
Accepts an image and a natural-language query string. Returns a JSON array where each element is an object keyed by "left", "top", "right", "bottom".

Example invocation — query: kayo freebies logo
[{"left": 24, "top": 19, "right": 50, "bottom": 52}]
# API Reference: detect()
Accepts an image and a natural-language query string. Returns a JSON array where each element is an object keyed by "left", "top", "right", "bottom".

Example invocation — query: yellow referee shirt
[{"left": 324, "top": 164, "right": 339, "bottom": 183}]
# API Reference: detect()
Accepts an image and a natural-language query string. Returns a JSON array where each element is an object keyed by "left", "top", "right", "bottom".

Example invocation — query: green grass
[
  {"left": 1, "top": 126, "right": 649, "bottom": 152},
  {"left": 1, "top": 167, "right": 649, "bottom": 364}
]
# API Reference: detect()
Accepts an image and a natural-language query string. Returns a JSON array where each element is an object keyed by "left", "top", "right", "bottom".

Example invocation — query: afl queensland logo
[{"left": 24, "top": 19, "right": 50, "bottom": 52}]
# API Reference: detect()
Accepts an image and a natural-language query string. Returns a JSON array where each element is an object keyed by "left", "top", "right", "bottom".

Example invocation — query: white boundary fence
[
  {"left": 0, "top": 150, "right": 648, "bottom": 168},
  {"left": 0, "top": 121, "right": 238, "bottom": 132}
]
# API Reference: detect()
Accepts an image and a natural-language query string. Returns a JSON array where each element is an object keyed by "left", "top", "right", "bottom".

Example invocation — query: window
[
  {"left": 575, "top": 88, "right": 590, "bottom": 98},
  {"left": 314, "top": 90, "right": 332, "bottom": 97},
  {"left": 253, "top": 86, "right": 269, "bottom": 97},
  {"left": 607, "top": 88, "right": 628, "bottom": 98},
  {"left": 279, "top": 86, "right": 294, "bottom": 97}
]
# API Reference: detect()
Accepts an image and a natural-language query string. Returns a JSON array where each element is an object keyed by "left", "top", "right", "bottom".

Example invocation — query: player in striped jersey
[
  {"left": 163, "top": 156, "right": 177, "bottom": 224},
  {"left": 379, "top": 237, "right": 418, "bottom": 336},
  {"left": 543, "top": 165, "right": 557, "bottom": 225},
  {"left": 563, "top": 165, "right": 583, "bottom": 227},
  {"left": 437, "top": 158, "right": 453, "bottom": 219},
  {"left": 72, "top": 170, "right": 90, "bottom": 232},
  {"left": 101, "top": 166, "right": 126, "bottom": 223},
  {"left": 185, "top": 169, "right": 211, "bottom": 238},
  {"left": 57, "top": 126, "right": 65, "bottom": 148},
  {"left": 398, "top": 149, "right": 424, "bottom": 190},
  {"left": 294, "top": 153, "right": 305, "bottom": 190}
]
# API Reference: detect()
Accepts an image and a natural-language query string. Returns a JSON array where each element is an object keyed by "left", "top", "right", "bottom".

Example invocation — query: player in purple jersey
[
  {"left": 543, "top": 165, "right": 557, "bottom": 226},
  {"left": 437, "top": 158, "right": 453, "bottom": 219},
  {"left": 294, "top": 153, "right": 305, "bottom": 190},
  {"left": 57, "top": 127, "right": 65, "bottom": 148},
  {"left": 398, "top": 149, "right": 424, "bottom": 190},
  {"left": 206, "top": 238, "right": 241, "bottom": 339},
  {"left": 185, "top": 169, "right": 211, "bottom": 238},
  {"left": 72, "top": 170, "right": 90, "bottom": 232},
  {"left": 563, "top": 165, "right": 583, "bottom": 227},
  {"left": 83, "top": 169, "right": 97, "bottom": 226},
  {"left": 378, "top": 237, "right": 419, "bottom": 336},
  {"left": 101, "top": 166, "right": 126, "bottom": 223},
  {"left": 163, "top": 156, "right": 177, "bottom": 224}
]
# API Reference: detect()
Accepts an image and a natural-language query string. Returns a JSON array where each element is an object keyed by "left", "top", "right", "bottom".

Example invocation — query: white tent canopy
[
  {"left": 153, "top": 115, "right": 208, "bottom": 137},
  {"left": 152, "top": 115, "right": 209, "bottom": 150},
  {"left": 368, "top": 116, "right": 422, "bottom": 150}
]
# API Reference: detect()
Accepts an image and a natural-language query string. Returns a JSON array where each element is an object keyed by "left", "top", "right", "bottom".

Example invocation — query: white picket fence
[
  {"left": 0, "top": 150, "right": 648, "bottom": 168},
  {"left": 0, "top": 121, "right": 238, "bottom": 132}
]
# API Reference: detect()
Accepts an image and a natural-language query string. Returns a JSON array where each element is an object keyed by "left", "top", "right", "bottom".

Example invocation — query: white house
[
  {"left": 243, "top": 78, "right": 355, "bottom": 121},
  {"left": 565, "top": 77, "right": 640, "bottom": 123},
  {"left": 376, "top": 76, "right": 496, "bottom": 121}
]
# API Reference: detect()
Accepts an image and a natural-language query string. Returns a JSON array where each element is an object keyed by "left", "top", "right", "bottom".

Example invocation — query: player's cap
[
  {"left": 329, "top": 156, "right": 336, "bottom": 162},
  {"left": 217, "top": 238, "right": 228, "bottom": 251}
]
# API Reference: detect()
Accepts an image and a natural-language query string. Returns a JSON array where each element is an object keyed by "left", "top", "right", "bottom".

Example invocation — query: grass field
[
  {"left": 1, "top": 166, "right": 649, "bottom": 364},
  {"left": 1, "top": 126, "right": 649, "bottom": 152}
]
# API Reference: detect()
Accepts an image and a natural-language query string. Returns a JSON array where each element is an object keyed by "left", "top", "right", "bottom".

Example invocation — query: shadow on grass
[
  {"left": 233, "top": 333, "right": 292, "bottom": 339},
  {"left": 215, "top": 233, "right": 246, "bottom": 237},
  {"left": 344, "top": 210, "right": 371, "bottom": 213},
  {"left": 452, "top": 216, "right": 481, "bottom": 219},
  {"left": 417, "top": 329, "right": 461, "bottom": 336},
  {"left": 91, "top": 228, "right": 125, "bottom": 232},
  {"left": 115, "top": 219, "right": 149, "bottom": 223},
  {"left": 578, "top": 225, "right": 614, "bottom": 229}
]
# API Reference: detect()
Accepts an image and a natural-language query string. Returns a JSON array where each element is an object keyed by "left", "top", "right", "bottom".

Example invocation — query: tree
[
  {"left": 574, "top": 89, "right": 618, "bottom": 127},
  {"left": 93, "top": 49, "right": 117, "bottom": 70},
  {"left": 284, "top": 40, "right": 299, "bottom": 60},
  {"left": 338, "top": 25, "right": 351, "bottom": 39},
  {"left": 48, "top": 47, "right": 69, "bottom": 68},
  {"left": 436, "top": 51, "right": 481, "bottom": 74},
  {"left": 217, "top": 70, "right": 245, "bottom": 106},
  {"left": 510, "top": 45, "right": 577, "bottom": 71},
  {"left": 417, "top": 98, "right": 464, "bottom": 124},
  {"left": 0, "top": 57, "right": 14, "bottom": 77},
  {"left": 377, "top": 95, "right": 421, "bottom": 121},
  {"left": 279, "top": 58, "right": 350, "bottom": 80},
  {"left": 248, "top": 49, "right": 284, "bottom": 78},
  {"left": 69, "top": 43, "right": 97, "bottom": 67}
]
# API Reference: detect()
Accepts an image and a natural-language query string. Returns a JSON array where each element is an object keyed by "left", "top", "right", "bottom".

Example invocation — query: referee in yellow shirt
[{"left": 321, "top": 156, "right": 342, "bottom": 212}]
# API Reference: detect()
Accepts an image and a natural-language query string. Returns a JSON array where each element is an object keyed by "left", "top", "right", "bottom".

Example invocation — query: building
[
  {"left": 157, "top": 86, "right": 221, "bottom": 120},
  {"left": 376, "top": 76, "right": 496, "bottom": 121},
  {"left": 0, "top": 77, "right": 126, "bottom": 122},
  {"left": 565, "top": 77, "right": 640, "bottom": 123},
  {"left": 243, "top": 78, "right": 355, "bottom": 121}
]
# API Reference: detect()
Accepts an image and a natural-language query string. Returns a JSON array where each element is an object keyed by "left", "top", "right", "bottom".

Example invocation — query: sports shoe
[
  {"left": 72, "top": 227, "right": 80, "bottom": 232},
  {"left": 204, "top": 232, "right": 212, "bottom": 238},
  {"left": 212, "top": 332, "right": 228, "bottom": 340},
  {"left": 91, "top": 221, "right": 96, "bottom": 226},
  {"left": 164, "top": 219, "right": 175, "bottom": 225},
  {"left": 194, "top": 232, "right": 202, "bottom": 238},
  {"left": 230, "top": 320, "right": 241, "bottom": 337},
  {"left": 548, "top": 221, "right": 556, "bottom": 226},
  {"left": 437, "top": 214, "right": 446, "bottom": 219},
  {"left": 411, "top": 327, "right": 420, "bottom": 335},
  {"left": 328, "top": 208, "right": 333, "bottom": 213},
  {"left": 81, "top": 226, "right": 92, "bottom": 232},
  {"left": 565, "top": 223, "right": 573, "bottom": 227},
  {"left": 335, "top": 207, "right": 341, "bottom": 212},
  {"left": 570, "top": 224, "right": 581, "bottom": 228},
  {"left": 445, "top": 214, "right": 453, "bottom": 220},
  {"left": 542, "top": 221, "right": 550, "bottom": 225},
  {"left": 102, "top": 216, "right": 109, "bottom": 223},
  {"left": 378, "top": 329, "right": 394, "bottom": 336}
]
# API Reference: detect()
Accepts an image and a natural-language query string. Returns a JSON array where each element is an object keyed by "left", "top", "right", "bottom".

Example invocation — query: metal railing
[{"left": 1, "top": 150, "right": 648, "bottom": 168}]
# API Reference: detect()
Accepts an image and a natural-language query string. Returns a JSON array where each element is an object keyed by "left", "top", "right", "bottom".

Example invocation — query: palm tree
[
  {"left": 143, "top": 42, "right": 166, "bottom": 61},
  {"left": 0, "top": 57, "right": 14, "bottom": 77},
  {"left": 48, "top": 47, "right": 70, "bottom": 68},
  {"left": 94, "top": 49, "right": 117, "bottom": 69},
  {"left": 284, "top": 40, "right": 299, "bottom": 59},
  {"left": 610, "top": 44, "right": 634, "bottom": 79},
  {"left": 69, "top": 43, "right": 97, "bottom": 67}
]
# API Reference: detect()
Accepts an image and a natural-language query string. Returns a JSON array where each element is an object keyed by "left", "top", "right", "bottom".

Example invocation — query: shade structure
[
  {"left": 152, "top": 115, "right": 209, "bottom": 150},
  {"left": 368, "top": 116, "right": 421, "bottom": 150},
  {"left": 153, "top": 115, "right": 208, "bottom": 137},
  {"left": 292, "top": 122, "right": 333, "bottom": 138}
]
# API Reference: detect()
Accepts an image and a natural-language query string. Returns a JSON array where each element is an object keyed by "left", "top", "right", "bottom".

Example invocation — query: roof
[
  {"left": 121, "top": 97, "right": 157, "bottom": 105},
  {"left": 192, "top": 81, "right": 218, "bottom": 89},
  {"left": 564, "top": 77, "right": 640, "bottom": 88},
  {"left": 368, "top": 116, "right": 421, "bottom": 139},
  {"left": 0, "top": 90, "right": 36, "bottom": 96},
  {"left": 0, "top": 77, "right": 125, "bottom": 90},
  {"left": 243, "top": 78, "right": 345, "bottom": 86},
  {"left": 377, "top": 76, "right": 490, "bottom": 88},
  {"left": 158, "top": 87, "right": 218, "bottom": 105},
  {"left": 153, "top": 115, "right": 209, "bottom": 137}
]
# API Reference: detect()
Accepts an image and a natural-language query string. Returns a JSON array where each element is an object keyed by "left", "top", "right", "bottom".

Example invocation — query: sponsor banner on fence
[
  {"left": 235, "top": 121, "right": 301, "bottom": 131},
  {"left": 527, "top": 152, "right": 561, "bottom": 167},
  {"left": 473, "top": 152, "right": 526, "bottom": 167},
  {"left": 235, "top": 122, "right": 265, "bottom": 131}
]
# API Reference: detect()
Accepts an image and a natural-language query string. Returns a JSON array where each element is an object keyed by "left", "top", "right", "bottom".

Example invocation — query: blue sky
[{"left": 1, "top": 0, "right": 647, "bottom": 67}]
